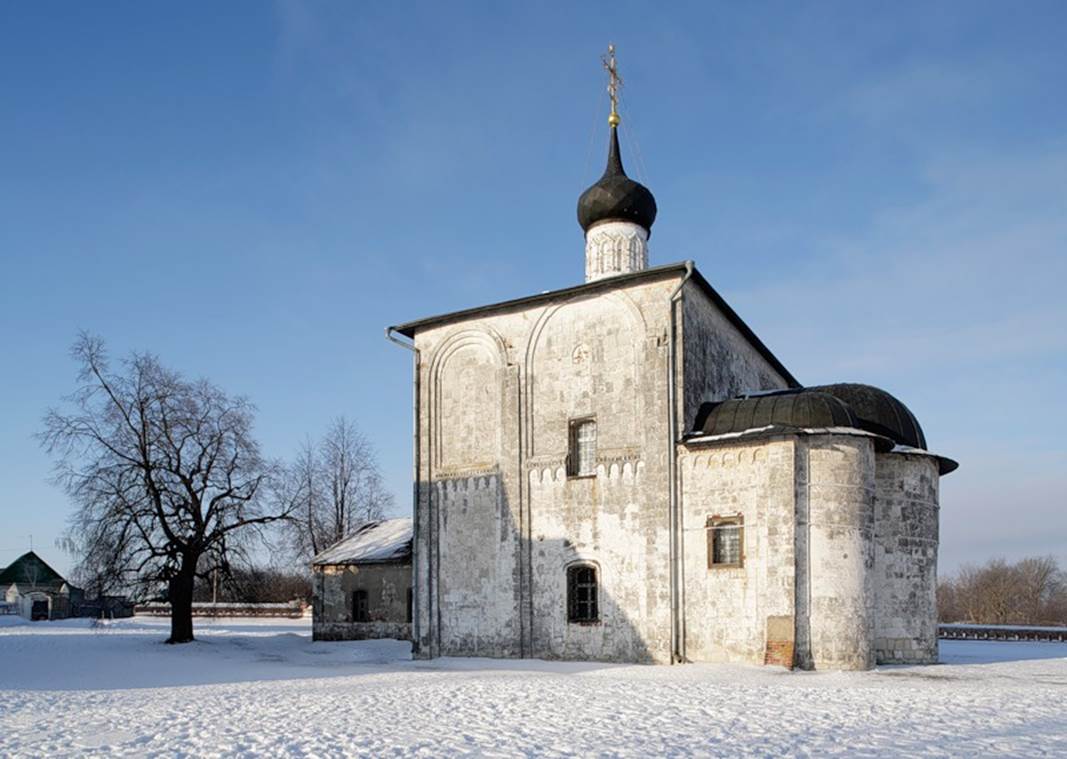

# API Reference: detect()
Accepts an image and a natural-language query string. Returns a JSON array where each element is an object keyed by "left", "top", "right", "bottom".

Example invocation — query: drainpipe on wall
[
  {"left": 667, "top": 260, "right": 694, "bottom": 664},
  {"left": 386, "top": 327, "right": 421, "bottom": 653}
]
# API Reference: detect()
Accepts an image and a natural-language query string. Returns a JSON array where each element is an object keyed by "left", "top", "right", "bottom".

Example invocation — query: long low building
[{"left": 311, "top": 518, "right": 413, "bottom": 642}]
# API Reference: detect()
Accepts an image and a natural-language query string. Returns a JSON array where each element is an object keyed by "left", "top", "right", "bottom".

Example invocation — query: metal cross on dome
[{"left": 602, "top": 43, "right": 622, "bottom": 127}]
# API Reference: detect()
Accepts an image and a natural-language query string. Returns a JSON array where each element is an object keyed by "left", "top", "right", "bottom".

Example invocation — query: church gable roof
[
  {"left": 0, "top": 551, "right": 66, "bottom": 591},
  {"left": 388, "top": 261, "right": 799, "bottom": 388}
]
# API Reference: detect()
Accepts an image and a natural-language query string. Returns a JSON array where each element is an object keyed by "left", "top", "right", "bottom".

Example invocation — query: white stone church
[{"left": 386, "top": 76, "right": 957, "bottom": 670}]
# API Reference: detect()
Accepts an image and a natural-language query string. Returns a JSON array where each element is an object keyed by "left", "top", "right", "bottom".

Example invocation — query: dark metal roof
[
  {"left": 0, "top": 551, "right": 66, "bottom": 591},
  {"left": 694, "top": 391, "right": 860, "bottom": 437},
  {"left": 808, "top": 383, "right": 927, "bottom": 450},
  {"left": 689, "top": 384, "right": 958, "bottom": 474},
  {"left": 577, "top": 126, "right": 658, "bottom": 235},
  {"left": 388, "top": 261, "right": 800, "bottom": 388}
]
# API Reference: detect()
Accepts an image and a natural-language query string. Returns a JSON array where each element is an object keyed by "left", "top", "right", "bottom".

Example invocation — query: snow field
[{"left": 1, "top": 616, "right": 1065, "bottom": 757}]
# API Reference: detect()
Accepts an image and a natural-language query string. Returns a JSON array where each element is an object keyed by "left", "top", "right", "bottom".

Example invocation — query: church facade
[{"left": 387, "top": 75, "right": 956, "bottom": 670}]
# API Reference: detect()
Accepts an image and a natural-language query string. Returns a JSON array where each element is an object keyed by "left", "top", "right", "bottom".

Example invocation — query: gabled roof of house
[
  {"left": 0, "top": 551, "right": 66, "bottom": 591},
  {"left": 388, "top": 261, "right": 800, "bottom": 388},
  {"left": 311, "top": 518, "right": 413, "bottom": 566}
]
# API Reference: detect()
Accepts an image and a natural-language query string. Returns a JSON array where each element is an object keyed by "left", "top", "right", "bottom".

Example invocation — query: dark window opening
[
  {"left": 707, "top": 515, "right": 744, "bottom": 568},
  {"left": 567, "top": 564, "right": 599, "bottom": 623},
  {"left": 406, "top": 587, "right": 413, "bottom": 624},
  {"left": 568, "top": 419, "right": 597, "bottom": 477},
  {"left": 352, "top": 589, "right": 369, "bottom": 622}
]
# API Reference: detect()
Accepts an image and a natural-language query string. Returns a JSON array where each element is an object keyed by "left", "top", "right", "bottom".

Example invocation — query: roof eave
[
  {"left": 387, "top": 261, "right": 800, "bottom": 388},
  {"left": 684, "top": 425, "right": 894, "bottom": 452},
  {"left": 311, "top": 555, "right": 413, "bottom": 568}
]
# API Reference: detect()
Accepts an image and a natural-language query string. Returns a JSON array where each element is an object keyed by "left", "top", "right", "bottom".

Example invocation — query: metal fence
[
  {"left": 134, "top": 601, "right": 307, "bottom": 618},
  {"left": 939, "top": 624, "right": 1067, "bottom": 642}
]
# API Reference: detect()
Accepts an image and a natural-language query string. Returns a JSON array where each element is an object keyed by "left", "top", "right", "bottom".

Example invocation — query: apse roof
[
  {"left": 689, "top": 384, "right": 957, "bottom": 474},
  {"left": 808, "top": 383, "right": 926, "bottom": 450},
  {"left": 694, "top": 391, "right": 860, "bottom": 438}
]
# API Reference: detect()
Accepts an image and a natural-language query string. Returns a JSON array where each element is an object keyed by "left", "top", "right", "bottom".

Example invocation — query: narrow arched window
[{"left": 567, "top": 564, "right": 598, "bottom": 623}]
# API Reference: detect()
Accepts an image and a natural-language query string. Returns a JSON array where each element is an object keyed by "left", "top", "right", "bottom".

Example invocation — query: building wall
[
  {"left": 680, "top": 432, "right": 923, "bottom": 672},
  {"left": 679, "top": 439, "right": 797, "bottom": 665},
  {"left": 872, "top": 452, "right": 940, "bottom": 664},
  {"left": 681, "top": 282, "right": 792, "bottom": 433},
  {"left": 313, "top": 561, "right": 412, "bottom": 641},
  {"left": 413, "top": 275, "right": 679, "bottom": 663},
  {"left": 527, "top": 460, "right": 668, "bottom": 663},
  {"left": 406, "top": 270, "right": 929, "bottom": 668},
  {"left": 801, "top": 435, "right": 877, "bottom": 670}
]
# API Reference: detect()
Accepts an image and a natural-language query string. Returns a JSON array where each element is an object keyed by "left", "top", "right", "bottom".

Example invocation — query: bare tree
[
  {"left": 938, "top": 555, "right": 1067, "bottom": 626},
  {"left": 282, "top": 417, "right": 392, "bottom": 559},
  {"left": 41, "top": 335, "right": 292, "bottom": 643}
]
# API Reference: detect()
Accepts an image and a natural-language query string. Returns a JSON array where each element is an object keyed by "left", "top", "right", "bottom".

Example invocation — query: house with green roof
[{"left": 0, "top": 551, "right": 81, "bottom": 620}]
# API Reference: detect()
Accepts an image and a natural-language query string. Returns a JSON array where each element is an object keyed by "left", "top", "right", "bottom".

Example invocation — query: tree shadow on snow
[{"left": 0, "top": 618, "right": 418, "bottom": 691}]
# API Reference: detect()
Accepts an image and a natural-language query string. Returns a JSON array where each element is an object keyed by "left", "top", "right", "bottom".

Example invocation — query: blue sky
[{"left": 2, "top": 2, "right": 1065, "bottom": 576}]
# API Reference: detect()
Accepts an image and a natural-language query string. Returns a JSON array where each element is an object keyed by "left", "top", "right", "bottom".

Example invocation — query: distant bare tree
[
  {"left": 41, "top": 335, "right": 292, "bottom": 643},
  {"left": 281, "top": 417, "right": 392, "bottom": 559},
  {"left": 938, "top": 555, "right": 1067, "bottom": 626},
  {"left": 1016, "top": 556, "right": 1064, "bottom": 623}
]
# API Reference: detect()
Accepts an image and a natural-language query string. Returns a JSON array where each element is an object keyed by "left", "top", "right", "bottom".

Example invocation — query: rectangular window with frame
[
  {"left": 568, "top": 418, "right": 597, "bottom": 477},
  {"left": 707, "top": 515, "right": 744, "bottom": 568},
  {"left": 352, "top": 589, "right": 369, "bottom": 622}
]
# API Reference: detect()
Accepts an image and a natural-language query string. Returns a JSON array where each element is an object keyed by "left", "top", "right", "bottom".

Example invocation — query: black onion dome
[
  {"left": 809, "top": 383, "right": 927, "bottom": 450},
  {"left": 694, "top": 391, "right": 860, "bottom": 438},
  {"left": 577, "top": 127, "right": 657, "bottom": 235}
]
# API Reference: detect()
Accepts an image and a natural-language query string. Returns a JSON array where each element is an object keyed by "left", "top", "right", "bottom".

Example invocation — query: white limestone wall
[
  {"left": 584, "top": 221, "right": 648, "bottom": 282},
  {"left": 801, "top": 435, "right": 876, "bottom": 670},
  {"left": 408, "top": 267, "right": 818, "bottom": 665},
  {"left": 528, "top": 460, "right": 669, "bottom": 663},
  {"left": 679, "top": 439, "right": 797, "bottom": 665},
  {"left": 873, "top": 452, "right": 940, "bottom": 664},
  {"left": 434, "top": 474, "right": 523, "bottom": 656},
  {"left": 680, "top": 281, "right": 792, "bottom": 433},
  {"left": 412, "top": 275, "right": 678, "bottom": 662}
]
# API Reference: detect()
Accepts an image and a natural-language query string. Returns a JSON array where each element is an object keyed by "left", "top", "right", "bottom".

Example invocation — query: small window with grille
[
  {"left": 567, "top": 563, "right": 599, "bottom": 623},
  {"left": 568, "top": 419, "right": 597, "bottom": 477},
  {"left": 707, "top": 515, "right": 744, "bottom": 568},
  {"left": 352, "top": 589, "right": 369, "bottom": 622}
]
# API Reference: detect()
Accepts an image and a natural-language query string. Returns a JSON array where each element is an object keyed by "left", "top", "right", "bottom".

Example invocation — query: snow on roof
[
  {"left": 311, "top": 518, "right": 413, "bottom": 566},
  {"left": 685, "top": 425, "right": 883, "bottom": 446}
]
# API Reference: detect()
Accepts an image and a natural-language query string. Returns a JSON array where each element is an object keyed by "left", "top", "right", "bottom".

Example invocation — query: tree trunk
[{"left": 167, "top": 562, "right": 196, "bottom": 644}]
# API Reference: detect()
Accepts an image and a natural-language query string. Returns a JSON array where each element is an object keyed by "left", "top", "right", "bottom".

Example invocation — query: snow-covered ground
[{"left": 1, "top": 616, "right": 1065, "bottom": 757}]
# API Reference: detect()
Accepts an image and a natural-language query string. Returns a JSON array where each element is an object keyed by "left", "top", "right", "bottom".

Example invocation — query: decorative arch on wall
[
  {"left": 428, "top": 327, "right": 508, "bottom": 472},
  {"left": 522, "top": 292, "right": 647, "bottom": 457}
]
